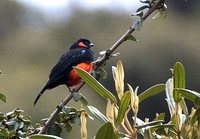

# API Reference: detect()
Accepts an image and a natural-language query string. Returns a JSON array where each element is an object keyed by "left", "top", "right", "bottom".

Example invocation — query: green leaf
[
  {"left": 7, "top": 131, "right": 16, "bottom": 138},
  {"left": 72, "top": 92, "right": 81, "bottom": 102},
  {"left": 0, "top": 113, "right": 5, "bottom": 122},
  {"left": 95, "top": 122, "right": 118, "bottom": 139},
  {"left": 133, "top": 5, "right": 149, "bottom": 17},
  {"left": 116, "top": 91, "right": 131, "bottom": 125},
  {"left": 62, "top": 106, "right": 73, "bottom": 114},
  {"left": 20, "top": 116, "right": 31, "bottom": 124},
  {"left": 138, "top": 84, "right": 165, "bottom": 103},
  {"left": 140, "top": 0, "right": 151, "bottom": 4},
  {"left": 5, "top": 120, "right": 16, "bottom": 126},
  {"left": 6, "top": 108, "right": 24, "bottom": 118},
  {"left": 112, "top": 66, "right": 117, "bottom": 81},
  {"left": 152, "top": 10, "right": 167, "bottom": 19},
  {"left": 137, "top": 5, "right": 149, "bottom": 12},
  {"left": 133, "top": 10, "right": 143, "bottom": 17},
  {"left": 134, "top": 117, "right": 145, "bottom": 135},
  {"left": 165, "top": 78, "right": 175, "bottom": 117},
  {"left": 75, "top": 67, "right": 117, "bottom": 103},
  {"left": 0, "top": 128, "right": 9, "bottom": 138},
  {"left": 87, "top": 106, "right": 108, "bottom": 124},
  {"left": 110, "top": 53, "right": 120, "bottom": 57},
  {"left": 117, "top": 60, "right": 124, "bottom": 83},
  {"left": 151, "top": 113, "right": 166, "bottom": 133},
  {"left": 179, "top": 98, "right": 188, "bottom": 116},
  {"left": 79, "top": 94, "right": 88, "bottom": 106},
  {"left": 190, "top": 107, "right": 200, "bottom": 125},
  {"left": 65, "top": 123, "right": 72, "bottom": 133},
  {"left": 173, "top": 62, "right": 185, "bottom": 103},
  {"left": 154, "top": 113, "right": 165, "bottom": 121},
  {"left": 0, "top": 128, "right": 15, "bottom": 138},
  {"left": 0, "top": 94, "right": 6, "bottom": 103},
  {"left": 133, "top": 19, "right": 143, "bottom": 31},
  {"left": 47, "top": 123, "right": 62, "bottom": 137},
  {"left": 174, "top": 88, "right": 200, "bottom": 106},
  {"left": 30, "top": 134, "right": 62, "bottom": 139},
  {"left": 18, "top": 122, "right": 24, "bottom": 129},
  {"left": 126, "top": 34, "right": 138, "bottom": 42},
  {"left": 97, "top": 68, "right": 108, "bottom": 79},
  {"left": 69, "top": 116, "right": 80, "bottom": 125},
  {"left": 13, "top": 122, "right": 20, "bottom": 131}
]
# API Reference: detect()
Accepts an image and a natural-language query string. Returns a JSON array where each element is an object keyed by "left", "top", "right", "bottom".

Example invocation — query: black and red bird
[{"left": 34, "top": 38, "right": 94, "bottom": 106}]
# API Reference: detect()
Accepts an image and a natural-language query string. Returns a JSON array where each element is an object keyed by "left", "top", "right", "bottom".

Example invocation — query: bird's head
[{"left": 70, "top": 38, "right": 94, "bottom": 50}]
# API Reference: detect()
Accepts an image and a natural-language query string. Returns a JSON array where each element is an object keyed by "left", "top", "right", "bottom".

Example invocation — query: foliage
[
  {"left": 0, "top": 108, "right": 33, "bottom": 138},
  {"left": 1, "top": 0, "right": 199, "bottom": 139},
  {"left": 0, "top": 94, "right": 6, "bottom": 103},
  {"left": 76, "top": 61, "right": 200, "bottom": 139},
  {"left": 1, "top": 61, "right": 200, "bottom": 139},
  {"left": 0, "top": 107, "right": 92, "bottom": 138}
]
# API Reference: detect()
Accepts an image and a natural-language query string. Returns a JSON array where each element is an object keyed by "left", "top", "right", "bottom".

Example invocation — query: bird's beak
[{"left": 90, "top": 43, "right": 94, "bottom": 47}]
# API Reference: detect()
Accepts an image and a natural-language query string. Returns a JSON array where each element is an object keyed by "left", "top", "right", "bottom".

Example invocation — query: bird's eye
[{"left": 84, "top": 41, "right": 89, "bottom": 45}]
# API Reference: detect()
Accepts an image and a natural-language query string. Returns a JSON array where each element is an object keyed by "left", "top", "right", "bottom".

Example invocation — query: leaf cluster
[
  {"left": 76, "top": 61, "right": 200, "bottom": 139},
  {"left": 0, "top": 108, "right": 33, "bottom": 139}
]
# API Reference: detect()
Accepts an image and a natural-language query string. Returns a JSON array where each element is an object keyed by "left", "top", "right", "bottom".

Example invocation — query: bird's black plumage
[{"left": 34, "top": 38, "right": 94, "bottom": 106}]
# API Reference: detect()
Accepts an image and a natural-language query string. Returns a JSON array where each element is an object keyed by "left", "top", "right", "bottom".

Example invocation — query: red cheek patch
[{"left": 79, "top": 42, "right": 86, "bottom": 47}]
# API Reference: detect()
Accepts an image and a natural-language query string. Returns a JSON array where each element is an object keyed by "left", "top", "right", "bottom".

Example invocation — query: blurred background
[{"left": 0, "top": 0, "right": 200, "bottom": 138}]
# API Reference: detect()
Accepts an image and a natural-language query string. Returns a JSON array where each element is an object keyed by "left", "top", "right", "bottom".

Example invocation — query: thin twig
[
  {"left": 39, "top": 93, "right": 73, "bottom": 134},
  {"left": 38, "top": 0, "right": 164, "bottom": 134}
]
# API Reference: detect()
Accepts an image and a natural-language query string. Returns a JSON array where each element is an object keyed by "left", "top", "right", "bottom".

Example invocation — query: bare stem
[{"left": 38, "top": 0, "right": 164, "bottom": 134}]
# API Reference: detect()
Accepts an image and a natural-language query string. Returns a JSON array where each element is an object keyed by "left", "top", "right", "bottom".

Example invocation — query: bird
[{"left": 34, "top": 38, "right": 95, "bottom": 106}]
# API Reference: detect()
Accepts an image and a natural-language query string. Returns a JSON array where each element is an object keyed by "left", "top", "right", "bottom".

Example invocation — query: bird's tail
[{"left": 34, "top": 86, "right": 47, "bottom": 106}]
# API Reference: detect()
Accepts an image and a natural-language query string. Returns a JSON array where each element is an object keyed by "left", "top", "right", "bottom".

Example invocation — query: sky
[
  {"left": 16, "top": 0, "right": 142, "bottom": 23},
  {"left": 17, "top": 0, "right": 142, "bottom": 14},
  {"left": 17, "top": 0, "right": 141, "bottom": 9}
]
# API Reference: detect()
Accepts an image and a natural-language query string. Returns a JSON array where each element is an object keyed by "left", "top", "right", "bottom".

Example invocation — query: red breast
[{"left": 67, "top": 62, "right": 93, "bottom": 87}]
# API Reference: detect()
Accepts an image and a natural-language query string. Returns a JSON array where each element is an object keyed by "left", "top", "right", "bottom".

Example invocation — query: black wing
[
  {"left": 34, "top": 48, "right": 94, "bottom": 106},
  {"left": 46, "top": 48, "right": 94, "bottom": 89}
]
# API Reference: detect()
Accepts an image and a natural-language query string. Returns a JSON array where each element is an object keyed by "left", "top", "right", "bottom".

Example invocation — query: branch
[{"left": 38, "top": 0, "right": 164, "bottom": 134}]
